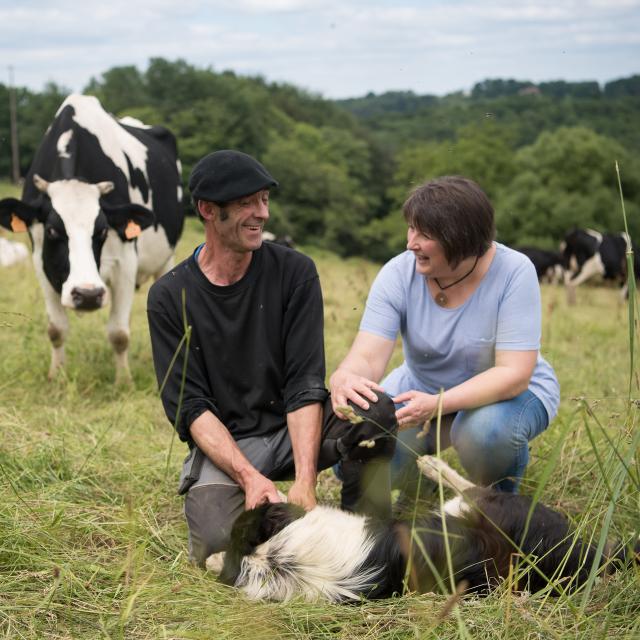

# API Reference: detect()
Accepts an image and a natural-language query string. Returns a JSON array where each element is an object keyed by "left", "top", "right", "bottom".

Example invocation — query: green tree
[
  {"left": 496, "top": 126, "right": 640, "bottom": 245},
  {"left": 262, "top": 123, "right": 372, "bottom": 254},
  {"left": 365, "top": 122, "right": 518, "bottom": 262},
  {"left": 85, "top": 66, "right": 148, "bottom": 113}
]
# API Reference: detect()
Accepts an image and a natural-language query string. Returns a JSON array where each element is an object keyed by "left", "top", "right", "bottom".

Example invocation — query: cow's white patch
[
  {"left": 30, "top": 221, "right": 70, "bottom": 377},
  {"left": 0, "top": 237, "right": 29, "bottom": 267},
  {"left": 135, "top": 224, "right": 173, "bottom": 284},
  {"left": 56, "top": 129, "right": 73, "bottom": 159},
  {"left": 237, "top": 506, "right": 379, "bottom": 602},
  {"left": 118, "top": 115, "right": 150, "bottom": 129},
  {"left": 568, "top": 251, "right": 605, "bottom": 287},
  {"left": 585, "top": 228, "right": 603, "bottom": 244},
  {"left": 45, "top": 179, "right": 109, "bottom": 308},
  {"left": 176, "top": 160, "right": 183, "bottom": 202},
  {"left": 620, "top": 232, "right": 632, "bottom": 252},
  {"left": 58, "top": 95, "right": 150, "bottom": 206}
]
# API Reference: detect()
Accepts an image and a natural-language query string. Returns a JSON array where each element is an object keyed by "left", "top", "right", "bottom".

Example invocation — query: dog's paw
[
  {"left": 205, "top": 552, "right": 226, "bottom": 575},
  {"left": 416, "top": 454, "right": 444, "bottom": 479}
]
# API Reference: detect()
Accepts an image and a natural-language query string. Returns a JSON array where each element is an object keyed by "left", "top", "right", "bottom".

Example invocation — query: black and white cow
[
  {"left": 561, "top": 228, "right": 640, "bottom": 304},
  {"left": 0, "top": 94, "right": 184, "bottom": 381},
  {"left": 513, "top": 246, "right": 564, "bottom": 284},
  {"left": 261, "top": 230, "right": 295, "bottom": 248}
]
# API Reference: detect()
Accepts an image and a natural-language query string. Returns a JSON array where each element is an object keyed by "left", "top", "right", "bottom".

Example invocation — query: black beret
[{"left": 189, "top": 150, "right": 278, "bottom": 203}]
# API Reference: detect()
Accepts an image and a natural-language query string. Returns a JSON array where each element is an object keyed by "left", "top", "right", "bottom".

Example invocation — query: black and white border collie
[{"left": 207, "top": 456, "right": 635, "bottom": 602}]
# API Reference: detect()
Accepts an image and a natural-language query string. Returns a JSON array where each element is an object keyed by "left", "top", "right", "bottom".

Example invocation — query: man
[{"left": 147, "top": 150, "right": 397, "bottom": 566}]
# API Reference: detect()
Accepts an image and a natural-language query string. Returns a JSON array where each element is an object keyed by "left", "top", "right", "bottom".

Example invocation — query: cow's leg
[
  {"left": 32, "top": 251, "right": 69, "bottom": 379},
  {"left": 106, "top": 292, "right": 133, "bottom": 385},
  {"left": 417, "top": 455, "right": 476, "bottom": 494},
  {"left": 105, "top": 275, "right": 136, "bottom": 385},
  {"left": 565, "top": 253, "right": 605, "bottom": 305},
  {"left": 101, "top": 240, "right": 138, "bottom": 384},
  {"left": 41, "top": 284, "right": 69, "bottom": 380}
]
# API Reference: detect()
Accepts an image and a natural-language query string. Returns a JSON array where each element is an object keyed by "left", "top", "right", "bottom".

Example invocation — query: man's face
[{"left": 212, "top": 189, "right": 270, "bottom": 252}]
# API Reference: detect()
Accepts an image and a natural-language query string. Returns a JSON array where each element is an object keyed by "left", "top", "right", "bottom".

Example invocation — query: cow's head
[{"left": 0, "top": 175, "right": 154, "bottom": 311}]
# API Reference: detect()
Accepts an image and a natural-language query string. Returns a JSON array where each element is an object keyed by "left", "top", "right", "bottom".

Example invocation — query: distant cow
[
  {"left": 561, "top": 228, "right": 640, "bottom": 303},
  {"left": 261, "top": 230, "right": 295, "bottom": 248},
  {"left": 0, "top": 237, "right": 29, "bottom": 267},
  {"left": 513, "top": 246, "right": 564, "bottom": 284},
  {"left": 0, "top": 94, "right": 184, "bottom": 382}
]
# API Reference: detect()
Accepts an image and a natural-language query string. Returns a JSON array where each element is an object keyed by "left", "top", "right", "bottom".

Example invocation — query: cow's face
[
  {"left": 0, "top": 176, "right": 155, "bottom": 311},
  {"left": 33, "top": 177, "right": 113, "bottom": 310}
]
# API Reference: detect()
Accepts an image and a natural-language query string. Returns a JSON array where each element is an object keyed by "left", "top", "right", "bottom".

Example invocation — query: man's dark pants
[{"left": 179, "top": 394, "right": 398, "bottom": 566}]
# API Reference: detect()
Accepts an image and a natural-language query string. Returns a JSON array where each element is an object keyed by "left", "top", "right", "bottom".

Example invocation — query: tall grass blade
[
  {"left": 163, "top": 288, "right": 192, "bottom": 478},
  {"left": 615, "top": 161, "right": 638, "bottom": 398},
  {"left": 579, "top": 405, "right": 640, "bottom": 610}
]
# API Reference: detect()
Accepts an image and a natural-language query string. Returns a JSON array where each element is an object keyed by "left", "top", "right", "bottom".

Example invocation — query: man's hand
[
  {"left": 243, "top": 471, "right": 283, "bottom": 510},
  {"left": 330, "top": 368, "right": 386, "bottom": 417},
  {"left": 393, "top": 390, "right": 440, "bottom": 430},
  {"left": 287, "top": 479, "right": 317, "bottom": 511}
]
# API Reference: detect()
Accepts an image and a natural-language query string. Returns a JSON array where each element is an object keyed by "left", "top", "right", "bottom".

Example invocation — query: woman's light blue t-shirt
[{"left": 360, "top": 243, "right": 560, "bottom": 421}]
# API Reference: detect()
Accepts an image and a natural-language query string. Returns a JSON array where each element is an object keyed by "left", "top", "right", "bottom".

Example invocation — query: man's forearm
[
  {"left": 189, "top": 410, "right": 258, "bottom": 488},
  {"left": 287, "top": 402, "right": 322, "bottom": 484}
]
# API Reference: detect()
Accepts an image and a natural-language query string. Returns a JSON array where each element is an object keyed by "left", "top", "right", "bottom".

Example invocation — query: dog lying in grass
[{"left": 206, "top": 455, "right": 636, "bottom": 602}]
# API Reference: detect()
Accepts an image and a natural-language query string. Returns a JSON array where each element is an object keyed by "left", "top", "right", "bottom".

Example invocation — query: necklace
[{"left": 433, "top": 255, "right": 480, "bottom": 307}]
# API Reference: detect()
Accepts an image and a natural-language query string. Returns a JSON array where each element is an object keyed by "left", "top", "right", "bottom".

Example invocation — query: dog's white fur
[
  {"left": 207, "top": 456, "right": 467, "bottom": 601},
  {"left": 207, "top": 456, "right": 470, "bottom": 602},
  {"left": 206, "top": 456, "right": 637, "bottom": 602},
  {"left": 234, "top": 506, "right": 380, "bottom": 602}
]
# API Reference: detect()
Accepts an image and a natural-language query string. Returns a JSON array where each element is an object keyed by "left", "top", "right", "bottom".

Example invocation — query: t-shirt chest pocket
[{"left": 465, "top": 336, "right": 495, "bottom": 374}]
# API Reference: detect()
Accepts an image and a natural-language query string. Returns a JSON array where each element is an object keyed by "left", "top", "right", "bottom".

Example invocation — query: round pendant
[{"left": 435, "top": 291, "right": 448, "bottom": 306}]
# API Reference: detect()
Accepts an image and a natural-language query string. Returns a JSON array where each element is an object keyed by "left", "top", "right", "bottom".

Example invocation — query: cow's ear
[
  {"left": 33, "top": 174, "right": 50, "bottom": 193},
  {"left": 96, "top": 181, "right": 114, "bottom": 195},
  {"left": 102, "top": 202, "right": 155, "bottom": 242},
  {"left": 0, "top": 198, "right": 42, "bottom": 232}
]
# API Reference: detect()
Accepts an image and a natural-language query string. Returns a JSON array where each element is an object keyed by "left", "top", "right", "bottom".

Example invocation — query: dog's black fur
[
  {"left": 219, "top": 502, "right": 306, "bottom": 586},
  {"left": 218, "top": 483, "right": 636, "bottom": 601}
]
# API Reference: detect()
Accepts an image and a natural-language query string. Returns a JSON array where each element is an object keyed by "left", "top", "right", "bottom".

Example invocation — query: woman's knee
[{"left": 452, "top": 404, "right": 516, "bottom": 454}]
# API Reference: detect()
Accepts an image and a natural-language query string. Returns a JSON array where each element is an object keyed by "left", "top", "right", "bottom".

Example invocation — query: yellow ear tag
[
  {"left": 125, "top": 220, "right": 142, "bottom": 239},
  {"left": 10, "top": 213, "right": 27, "bottom": 233}
]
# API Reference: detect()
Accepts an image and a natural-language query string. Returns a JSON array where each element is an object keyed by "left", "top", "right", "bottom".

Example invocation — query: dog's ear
[
  {"left": 258, "top": 502, "right": 305, "bottom": 541},
  {"left": 219, "top": 502, "right": 305, "bottom": 586}
]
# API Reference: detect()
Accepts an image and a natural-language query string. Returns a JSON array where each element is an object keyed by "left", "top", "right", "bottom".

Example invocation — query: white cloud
[{"left": 0, "top": 0, "right": 638, "bottom": 97}]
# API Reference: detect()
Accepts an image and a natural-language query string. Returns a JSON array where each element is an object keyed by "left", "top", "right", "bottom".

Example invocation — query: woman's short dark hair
[{"left": 403, "top": 176, "right": 495, "bottom": 267}]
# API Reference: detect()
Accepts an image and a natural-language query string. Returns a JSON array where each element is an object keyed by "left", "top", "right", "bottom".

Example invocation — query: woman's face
[{"left": 406, "top": 225, "right": 450, "bottom": 277}]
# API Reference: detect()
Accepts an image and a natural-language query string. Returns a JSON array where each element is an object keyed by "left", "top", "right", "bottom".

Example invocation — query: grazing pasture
[{"left": 0, "top": 182, "right": 638, "bottom": 639}]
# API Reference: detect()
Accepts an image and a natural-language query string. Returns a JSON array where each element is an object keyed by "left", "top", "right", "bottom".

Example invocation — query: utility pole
[{"left": 8, "top": 65, "right": 20, "bottom": 184}]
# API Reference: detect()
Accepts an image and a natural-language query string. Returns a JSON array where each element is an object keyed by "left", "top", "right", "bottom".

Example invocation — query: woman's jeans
[{"left": 392, "top": 389, "right": 550, "bottom": 494}]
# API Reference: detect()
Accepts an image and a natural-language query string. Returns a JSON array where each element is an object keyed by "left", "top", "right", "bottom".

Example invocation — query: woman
[{"left": 330, "top": 176, "right": 559, "bottom": 499}]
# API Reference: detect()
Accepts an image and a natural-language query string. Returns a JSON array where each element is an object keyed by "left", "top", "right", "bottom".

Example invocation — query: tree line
[{"left": 1, "top": 58, "right": 639, "bottom": 260}]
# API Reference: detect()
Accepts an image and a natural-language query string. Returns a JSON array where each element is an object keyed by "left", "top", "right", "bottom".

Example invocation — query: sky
[{"left": 1, "top": 0, "right": 639, "bottom": 99}]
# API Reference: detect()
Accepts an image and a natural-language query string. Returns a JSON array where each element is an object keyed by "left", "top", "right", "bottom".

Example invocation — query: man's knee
[{"left": 184, "top": 484, "right": 245, "bottom": 567}]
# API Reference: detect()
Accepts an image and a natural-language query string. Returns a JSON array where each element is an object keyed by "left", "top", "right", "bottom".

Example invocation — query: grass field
[{"left": 0, "top": 182, "right": 639, "bottom": 639}]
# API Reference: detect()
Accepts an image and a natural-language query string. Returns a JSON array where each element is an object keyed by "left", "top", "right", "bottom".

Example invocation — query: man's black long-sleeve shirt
[{"left": 147, "top": 242, "right": 328, "bottom": 444}]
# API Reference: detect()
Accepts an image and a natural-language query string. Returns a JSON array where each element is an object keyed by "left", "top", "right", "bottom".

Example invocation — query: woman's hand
[
  {"left": 330, "top": 368, "right": 386, "bottom": 418},
  {"left": 393, "top": 390, "right": 441, "bottom": 429}
]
